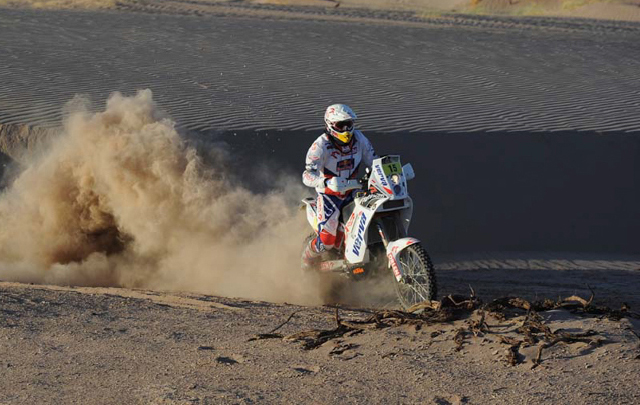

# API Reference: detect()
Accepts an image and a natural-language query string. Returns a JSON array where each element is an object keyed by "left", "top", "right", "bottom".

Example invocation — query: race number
[{"left": 382, "top": 162, "right": 401, "bottom": 176}]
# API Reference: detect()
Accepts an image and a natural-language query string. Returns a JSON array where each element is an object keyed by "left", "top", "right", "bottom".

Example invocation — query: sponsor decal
[
  {"left": 359, "top": 194, "right": 381, "bottom": 205},
  {"left": 358, "top": 193, "right": 384, "bottom": 209},
  {"left": 388, "top": 245, "right": 402, "bottom": 280},
  {"left": 375, "top": 164, "right": 393, "bottom": 194},
  {"left": 345, "top": 212, "right": 356, "bottom": 233},
  {"left": 336, "top": 158, "right": 354, "bottom": 171},
  {"left": 319, "top": 196, "right": 336, "bottom": 219},
  {"left": 375, "top": 165, "right": 389, "bottom": 188},
  {"left": 351, "top": 213, "right": 367, "bottom": 256},
  {"left": 320, "top": 261, "right": 337, "bottom": 272},
  {"left": 388, "top": 252, "right": 402, "bottom": 280}
]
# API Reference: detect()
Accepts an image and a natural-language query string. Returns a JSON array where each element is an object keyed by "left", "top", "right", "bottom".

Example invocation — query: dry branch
[
  {"left": 247, "top": 310, "right": 301, "bottom": 341},
  {"left": 252, "top": 291, "right": 637, "bottom": 367}
]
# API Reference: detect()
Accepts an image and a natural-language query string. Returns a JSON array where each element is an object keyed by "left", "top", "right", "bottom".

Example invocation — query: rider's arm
[
  {"left": 361, "top": 132, "right": 378, "bottom": 167},
  {"left": 302, "top": 138, "right": 326, "bottom": 189}
]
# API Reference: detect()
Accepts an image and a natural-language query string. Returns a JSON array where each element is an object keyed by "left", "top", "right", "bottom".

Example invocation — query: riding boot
[{"left": 301, "top": 237, "right": 323, "bottom": 270}]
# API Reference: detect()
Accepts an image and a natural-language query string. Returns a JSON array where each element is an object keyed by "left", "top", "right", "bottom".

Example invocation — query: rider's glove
[
  {"left": 325, "top": 177, "right": 347, "bottom": 192},
  {"left": 325, "top": 178, "right": 360, "bottom": 193}
]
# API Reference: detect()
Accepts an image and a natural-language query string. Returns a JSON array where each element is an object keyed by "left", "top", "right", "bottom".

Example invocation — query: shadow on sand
[{"left": 211, "top": 130, "right": 640, "bottom": 256}]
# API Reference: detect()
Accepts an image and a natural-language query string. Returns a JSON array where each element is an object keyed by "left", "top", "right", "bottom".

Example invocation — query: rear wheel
[{"left": 393, "top": 244, "right": 437, "bottom": 309}]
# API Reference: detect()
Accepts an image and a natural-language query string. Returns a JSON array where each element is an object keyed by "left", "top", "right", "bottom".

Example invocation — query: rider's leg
[
  {"left": 301, "top": 238, "right": 322, "bottom": 269},
  {"left": 316, "top": 193, "right": 342, "bottom": 251},
  {"left": 301, "top": 194, "right": 342, "bottom": 269}
]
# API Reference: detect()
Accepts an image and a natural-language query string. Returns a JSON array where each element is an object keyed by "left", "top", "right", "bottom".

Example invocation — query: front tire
[{"left": 393, "top": 244, "right": 437, "bottom": 309}]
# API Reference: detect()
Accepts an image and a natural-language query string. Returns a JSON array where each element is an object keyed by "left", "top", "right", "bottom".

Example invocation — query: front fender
[{"left": 386, "top": 237, "right": 420, "bottom": 281}]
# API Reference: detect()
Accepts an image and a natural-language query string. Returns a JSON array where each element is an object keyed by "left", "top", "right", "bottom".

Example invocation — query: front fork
[
  {"left": 374, "top": 219, "right": 404, "bottom": 281},
  {"left": 374, "top": 219, "right": 389, "bottom": 249},
  {"left": 374, "top": 216, "right": 420, "bottom": 282}
]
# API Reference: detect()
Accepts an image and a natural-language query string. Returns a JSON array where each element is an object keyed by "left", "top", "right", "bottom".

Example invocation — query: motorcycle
[{"left": 301, "top": 155, "right": 437, "bottom": 309}]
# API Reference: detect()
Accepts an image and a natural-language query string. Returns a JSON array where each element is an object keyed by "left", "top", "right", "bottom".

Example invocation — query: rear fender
[{"left": 386, "top": 237, "right": 420, "bottom": 281}]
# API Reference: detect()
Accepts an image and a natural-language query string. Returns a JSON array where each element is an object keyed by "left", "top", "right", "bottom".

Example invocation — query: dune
[
  {"left": 0, "top": 0, "right": 115, "bottom": 9},
  {"left": 4, "top": 0, "right": 640, "bottom": 23},
  {"left": 0, "top": 8, "right": 639, "bottom": 133},
  {"left": 1, "top": 7, "right": 638, "bottom": 257},
  {"left": 0, "top": 4, "right": 639, "bottom": 403}
]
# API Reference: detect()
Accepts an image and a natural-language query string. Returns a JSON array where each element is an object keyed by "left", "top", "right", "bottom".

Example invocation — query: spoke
[{"left": 395, "top": 248, "right": 431, "bottom": 305}]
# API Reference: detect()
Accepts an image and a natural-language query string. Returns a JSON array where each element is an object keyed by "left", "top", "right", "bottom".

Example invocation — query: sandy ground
[{"left": 1, "top": 279, "right": 639, "bottom": 404}]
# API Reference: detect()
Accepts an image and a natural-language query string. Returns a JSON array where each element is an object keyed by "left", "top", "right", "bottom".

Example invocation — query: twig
[
  {"left": 586, "top": 285, "right": 595, "bottom": 307},
  {"left": 268, "top": 310, "right": 300, "bottom": 334},
  {"left": 247, "top": 310, "right": 300, "bottom": 341}
]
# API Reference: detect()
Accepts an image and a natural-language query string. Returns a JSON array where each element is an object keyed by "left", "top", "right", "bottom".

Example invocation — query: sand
[
  {"left": 1, "top": 281, "right": 639, "bottom": 403},
  {"left": 1, "top": 2, "right": 640, "bottom": 403},
  {"left": 1, "top": 7, "right": 639, "bottom": 255},
  {"left": 0, "top": 8, "right": 639, "bottom": 133},
  {"left": 3, "top": 0, "right": 640, "bottom": 22}
]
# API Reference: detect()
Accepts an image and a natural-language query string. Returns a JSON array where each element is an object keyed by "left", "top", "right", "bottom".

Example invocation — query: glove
[
  {"left": 326, "top": 178, "right": 360, "bottom": 193},
  {"left": 325, "top": 177, "right": 347, "bottom": 192}
]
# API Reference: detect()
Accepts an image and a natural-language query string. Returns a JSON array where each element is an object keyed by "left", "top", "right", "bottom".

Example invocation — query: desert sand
[
  {"left": 0, "top": 0, "right": 639, "bottom": 403},
  {"left": 2, "top": 0, "right": 640, "bottom": 22},
  {"left": 1, "top": 280, "right": 639, "bottom": 403}
]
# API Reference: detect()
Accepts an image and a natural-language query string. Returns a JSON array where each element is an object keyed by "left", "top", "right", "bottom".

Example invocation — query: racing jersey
[{"left": 302, "top": 130, "right": 377, "bottom": 198}]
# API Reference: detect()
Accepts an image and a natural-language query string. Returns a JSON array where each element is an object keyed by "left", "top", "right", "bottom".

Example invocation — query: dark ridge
[
  {"left": 209, "top": 129, "right": 640, "bottom": 255},
  {"left": 2, "top": 123, "right": 638, "bottom": 255}
]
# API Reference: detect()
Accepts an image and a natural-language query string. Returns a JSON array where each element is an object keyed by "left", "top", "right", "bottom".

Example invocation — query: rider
[{"left": 302, "top": 104, "right": 377, "bottom": 269}]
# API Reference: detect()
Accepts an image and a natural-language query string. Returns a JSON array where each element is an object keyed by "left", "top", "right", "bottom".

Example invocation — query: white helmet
[{"left": 324, "top": 104, "right": 357, "bottom": 145}]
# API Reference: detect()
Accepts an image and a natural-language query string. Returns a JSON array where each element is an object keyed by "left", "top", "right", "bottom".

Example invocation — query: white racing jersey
[{"left": 303, "top": 130, "right": 377, "bottom": 198}]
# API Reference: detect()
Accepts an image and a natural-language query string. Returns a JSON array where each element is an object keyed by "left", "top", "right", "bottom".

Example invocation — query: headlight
[{"left": 390, "top": 174, "right": 401, "bottom": 185}]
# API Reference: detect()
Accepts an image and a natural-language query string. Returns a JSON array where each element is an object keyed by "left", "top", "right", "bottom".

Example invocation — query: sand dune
[
  {"left": 4, "top": 0, "right": 640, "bottom": 23},
  {"left": 1, "top": 7, "right": 639, "bottom": 257},
  {"left": 0, "top": 5, "right": 639, "bottom": 403},
  {"left": 0, "top": 8, "right": 639, "bottom": 134}
]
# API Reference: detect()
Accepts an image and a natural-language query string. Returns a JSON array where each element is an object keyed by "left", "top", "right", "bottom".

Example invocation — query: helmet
[{"left": 324, "top": 104, "right": 357, "bottom": 146}]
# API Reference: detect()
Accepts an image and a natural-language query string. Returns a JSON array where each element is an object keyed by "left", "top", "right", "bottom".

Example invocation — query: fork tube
[{"left": 375, "top": 220, "right": 389, "bottom": 249}]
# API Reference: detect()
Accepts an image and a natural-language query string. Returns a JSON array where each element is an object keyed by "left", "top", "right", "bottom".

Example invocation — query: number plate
[{"left": 382, "top": 162, "right": 401, "bottom": 176}]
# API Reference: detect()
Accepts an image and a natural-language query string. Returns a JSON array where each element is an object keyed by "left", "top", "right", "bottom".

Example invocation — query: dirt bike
[{"left": 301, "top": 155, "right": 437, "bottom": 309}]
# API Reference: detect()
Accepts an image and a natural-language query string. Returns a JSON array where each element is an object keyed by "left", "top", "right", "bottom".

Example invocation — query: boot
[{"left": 301, "top": 237, "right": 323, "bottom": 270}]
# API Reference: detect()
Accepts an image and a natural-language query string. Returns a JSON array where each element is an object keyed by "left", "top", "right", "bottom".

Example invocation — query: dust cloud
[{"left": 0, "top": 90, "right": 322, "bottom": 304}]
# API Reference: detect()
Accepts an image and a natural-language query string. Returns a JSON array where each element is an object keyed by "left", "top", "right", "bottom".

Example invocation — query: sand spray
[{"left": 0, "top": 90, "right": 325, "bottom": 304}]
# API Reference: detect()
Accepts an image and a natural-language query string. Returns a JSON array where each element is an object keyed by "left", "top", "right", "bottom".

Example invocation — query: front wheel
[{"left": 393, "top": 244, "right": 437, "bottom": 309}]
